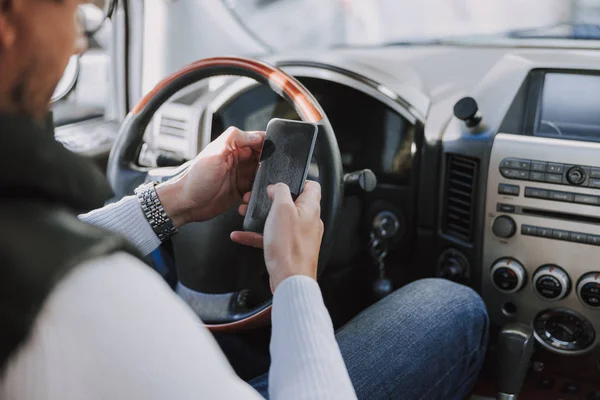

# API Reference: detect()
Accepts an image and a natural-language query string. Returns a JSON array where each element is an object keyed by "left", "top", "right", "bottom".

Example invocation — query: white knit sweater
[{"left": 0, "top": 196, "right": 356, "bottom": 400}]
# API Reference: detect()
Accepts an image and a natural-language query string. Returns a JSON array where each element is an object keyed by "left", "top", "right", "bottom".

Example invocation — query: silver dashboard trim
[
  {"left": 281, "top": 65, "right": 420, "bottom": 125},
  {"left": 205, "top": 64, "right": 421, "bottom": 141}
]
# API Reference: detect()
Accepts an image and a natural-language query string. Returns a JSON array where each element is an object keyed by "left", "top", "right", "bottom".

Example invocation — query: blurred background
[
  {"left": 55, "top": 0, "right": 600, "bottom": 127},
  {"left": 219, "top": 0, "right": 598, "bottom": 49}
]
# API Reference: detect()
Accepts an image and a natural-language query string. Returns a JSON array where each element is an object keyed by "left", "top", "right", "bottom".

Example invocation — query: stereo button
[
  {"left": 590, "top": 168, "right": 600, "bottom": 178},
  {"left": 501, "top": 168, "right": 520, "bottom": 179},
  {"left": 537, "top": 227, "right": 553, "bottom": 238},
  {"left": 496, "top": 203, "right": 515, "bottom": 213},
  {"left": 531, "top": 161, "right": 547, "bottom": 172},
  {"left": 530, "top": 171, "right": 545, "bottom": 181},
  {"left": 521, "top": 225, "right": 537, "bottom": 236},
  {"left": 548, "top": 191, "right": 573, "bottom": 202},
  {"left": 570, "top": 232, "right": 588, "bottom": 244},
  {"left": 545, "top": 174, "right": 563, "bottom": 184},
  {"left": 498, "top": 184, "right": 519, "bottom": 196},
  {"left": 500, "top": 158, "right": 530, "bottom": 170},
  {"left": 513, "top": 160, "right": 531, "bottom": 170},
  {"left": 548, "top": 163, "right": 564, "bottom": 174},
  {"left": 525, "top": 187, "right": 549, "bottom": 199},
  {"left": 552, "top": 229, "right": 570, "bottom": 240},
  {"left": 574, "top": 194, "right": 599, "bottom": 205},
  {"left": 587, "top": 235, "right": 600, "bottom": 246}
]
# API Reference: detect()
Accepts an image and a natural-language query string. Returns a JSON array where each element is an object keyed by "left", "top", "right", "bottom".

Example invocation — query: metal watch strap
[{"left": 135, "top": 181, "right": 177, "bottom": 241}]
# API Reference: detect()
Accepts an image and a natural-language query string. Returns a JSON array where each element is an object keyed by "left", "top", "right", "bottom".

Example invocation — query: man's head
[{"left": 0, "top": 0, "right": 87, "bottom": 120}]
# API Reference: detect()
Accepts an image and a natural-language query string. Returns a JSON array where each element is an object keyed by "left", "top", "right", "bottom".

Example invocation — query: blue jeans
[{"left": 249, "top": 278, "right": 489, "bottom": 400}]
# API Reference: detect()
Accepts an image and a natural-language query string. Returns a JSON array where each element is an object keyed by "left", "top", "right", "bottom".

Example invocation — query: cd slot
[{"left": 521, "top": 207, "right": 600, "bottom": 225}]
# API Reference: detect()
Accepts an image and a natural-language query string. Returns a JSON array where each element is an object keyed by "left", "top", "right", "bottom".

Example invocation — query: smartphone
[{"left": 243, "top": 118, "right": 318, "bottom": 233}]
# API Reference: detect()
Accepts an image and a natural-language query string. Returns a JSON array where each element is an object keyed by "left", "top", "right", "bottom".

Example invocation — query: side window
[{"left": 52, "top": 0, "right": 112, "bottom": 127}]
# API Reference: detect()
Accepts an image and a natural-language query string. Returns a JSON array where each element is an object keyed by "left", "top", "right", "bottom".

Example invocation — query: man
[{"left": 0, "top": 1, "right": 489, "bottom": 399}]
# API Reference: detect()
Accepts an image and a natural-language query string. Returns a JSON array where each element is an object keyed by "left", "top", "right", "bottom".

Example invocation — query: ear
[{"left": 0, "top": 0, "right": 18, "bottom": 51}]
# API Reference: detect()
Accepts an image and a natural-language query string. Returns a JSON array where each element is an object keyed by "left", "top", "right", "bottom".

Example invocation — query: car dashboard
[{"left": 131, "top": 43, "right": 600, "bottom": 392}]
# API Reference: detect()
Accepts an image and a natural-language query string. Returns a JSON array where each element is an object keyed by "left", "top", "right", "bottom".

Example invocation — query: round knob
[
  {"left": 438, "top": 249, "right": 470, "bottom": 283},
  {"left": 491, "top": 258, "right": 526, "bottom": 293},
  {"left": 453, "top": 97, "right": 482, "bottom": 128},
  {"left": 566, "top": 166, "right": 586, "bottom": 185},
  {"left": 372, "top": 211, "right": 400, "bottom": 239},
  {"left": 577, "top": 272, "right": 600, "bottom": 308},
  {"left": 492, "top": 215, "right": 516, "bottom": 238},
  {"left": 533, "top": 265, "right": 570, "bottom": 301}
]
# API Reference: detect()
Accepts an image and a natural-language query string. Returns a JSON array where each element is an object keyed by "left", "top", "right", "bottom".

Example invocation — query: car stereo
[{"left": 483, "top": 132, "right": 600, "bottom": 355}]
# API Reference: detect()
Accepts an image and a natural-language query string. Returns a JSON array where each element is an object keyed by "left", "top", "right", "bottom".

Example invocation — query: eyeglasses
[{"left": 76, "top": 1, "right": 115, "bottom": 35}]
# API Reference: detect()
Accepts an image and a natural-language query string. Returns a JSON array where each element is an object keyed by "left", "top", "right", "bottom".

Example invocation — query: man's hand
[
  {"left": 230, "top": 181, "right": 324, "bottom": 292},
  {"left": 155, "top": 127, "right": 265, "bottom": 227}
]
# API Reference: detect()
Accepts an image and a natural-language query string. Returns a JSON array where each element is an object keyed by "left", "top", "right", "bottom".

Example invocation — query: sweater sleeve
[
  {"left": 79, "top": 196, "right": 161, "bottom": 256},
  {"left": 0, "top": 253, "right": 264, "bottom": 400},
  {"left": 269, "top": 275, "right": 357, "bottom": 400}
]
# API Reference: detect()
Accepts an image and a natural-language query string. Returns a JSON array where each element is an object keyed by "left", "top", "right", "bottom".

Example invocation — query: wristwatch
[{"left": 135, "top": 181, "right": 178, "bottom": 241}]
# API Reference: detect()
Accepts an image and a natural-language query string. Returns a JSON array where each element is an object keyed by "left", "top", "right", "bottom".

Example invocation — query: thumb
[
  {"left": 267, "top": 183, "right": 295, "bottom": 208},
  {"left": 224, "top": 127, "right": 265, "bottom": 151}
]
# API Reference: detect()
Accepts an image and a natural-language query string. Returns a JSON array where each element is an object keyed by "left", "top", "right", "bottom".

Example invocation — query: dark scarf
[{"left": 0, "top": 112, "right": 112, "bottom": 211}]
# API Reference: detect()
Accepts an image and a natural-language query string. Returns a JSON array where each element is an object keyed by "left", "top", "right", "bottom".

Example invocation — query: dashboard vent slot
[
  {"left": 159, "top": 115, "right": 188, "bottom": 139},
  {"left": 442, "top": 154, "right": 478, "bottom": 243}
]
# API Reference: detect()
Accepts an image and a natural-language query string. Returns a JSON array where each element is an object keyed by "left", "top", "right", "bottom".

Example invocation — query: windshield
[{"left": 221, "top": 0, "right": 600, "bottom": 50}]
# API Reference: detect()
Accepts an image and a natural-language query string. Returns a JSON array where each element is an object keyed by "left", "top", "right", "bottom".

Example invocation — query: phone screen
[{"left": 244, "top": 119, "right": 318, "bottom": 233}]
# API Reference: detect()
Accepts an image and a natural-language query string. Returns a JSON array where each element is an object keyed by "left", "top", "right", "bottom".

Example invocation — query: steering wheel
[{"left": 107, "top": 57, "right": 343, "bottom": 332}]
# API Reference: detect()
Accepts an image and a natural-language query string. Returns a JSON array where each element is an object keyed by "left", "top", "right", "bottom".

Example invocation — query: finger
[
  {"left": 267, "top": 183, "right": 295, "bottom": 209},
  {"left": 223, "top": 127, "right": 265, "bottom": 152},
  {"left": 243, "top": 191, "right": 252, "bottom": 203},
  {"left": 230, "top": 231, "right": 264, "bottom": 249},
  {"left": 238, "top": 203, "right": 248, "bottom": 217},
  {"left": 295, "top": 180, "right": 322, "bottom": 216}
]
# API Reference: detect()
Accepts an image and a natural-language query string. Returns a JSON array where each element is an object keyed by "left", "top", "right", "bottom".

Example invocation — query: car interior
[{"left": 53, "top": 0, "right": 600, "bottom": 398}]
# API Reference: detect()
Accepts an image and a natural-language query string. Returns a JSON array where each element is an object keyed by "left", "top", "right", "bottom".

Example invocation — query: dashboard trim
[
  {"left": 206, "top": 62, "right": 421, "bottom": 140},
  {"left": 278, "top": 61, "right": 423, "bottom": 124}
]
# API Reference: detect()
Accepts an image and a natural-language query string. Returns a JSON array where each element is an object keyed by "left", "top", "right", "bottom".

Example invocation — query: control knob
[
  {"left": 492, "top": 215, "right": 516, "bottom": 239},
  {"left": 437, "top": 248, "right": 470, "bottom": 283},
  {"left": 577, "top": 272, "right": 600, "bottom": 308},
  {"left": 491, "top": 258, "right": 526, "bottom": 294},
  {"left": 533, "top": 265, "right": 570, "bottom": 301},
  {"left": 566, "top": 166, "right": 586, "bottom": 185},
  {"left": 372, "top": 211, "right": 400, "bottom": 239}
]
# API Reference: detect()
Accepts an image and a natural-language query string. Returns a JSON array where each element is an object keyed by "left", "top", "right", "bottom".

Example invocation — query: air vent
[
  {"left": 442, "top": 154, "right": 479, "bottom": 243},
  {"left": 159, "top": 115, "right": 188, "bottom": 139}
]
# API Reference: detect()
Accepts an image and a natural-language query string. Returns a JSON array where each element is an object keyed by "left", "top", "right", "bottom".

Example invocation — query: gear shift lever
[{"left": 497, "top": 322, "right": 534, "bottom": 400}]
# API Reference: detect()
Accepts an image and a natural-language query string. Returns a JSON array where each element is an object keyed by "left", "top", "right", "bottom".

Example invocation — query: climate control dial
[
  {"left": 577, "top": 272, "right": 600, "bottom": 308},
  {"left": 491, "top": 258, "right": 526, "bottom": 293},
  {"left": 533, "top": 265, "right": 570, "bottom": 301}
]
